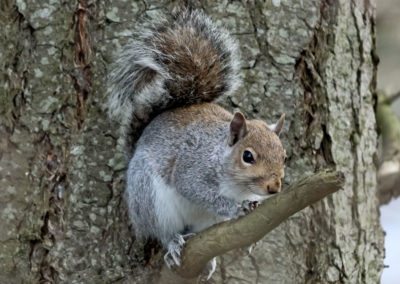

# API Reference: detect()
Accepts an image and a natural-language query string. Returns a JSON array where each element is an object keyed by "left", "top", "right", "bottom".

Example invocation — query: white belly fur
[{"left": 153, "top": 176, "right": 221, "bottom": 238}]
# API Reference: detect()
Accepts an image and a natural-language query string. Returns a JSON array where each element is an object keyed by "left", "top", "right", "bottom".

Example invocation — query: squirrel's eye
[{"left": 242, "top": 150, "right": 255, "bottom": 164}]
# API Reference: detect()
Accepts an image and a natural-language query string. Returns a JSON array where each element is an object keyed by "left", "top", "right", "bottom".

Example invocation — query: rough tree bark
[{"left": 0, "top": 0, "right": 384, "bottom": 283}]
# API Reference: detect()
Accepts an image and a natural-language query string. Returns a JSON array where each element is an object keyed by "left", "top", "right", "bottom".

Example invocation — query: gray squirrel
[{"left": 107, "top": 8, "right": 286, "bottom": 276}]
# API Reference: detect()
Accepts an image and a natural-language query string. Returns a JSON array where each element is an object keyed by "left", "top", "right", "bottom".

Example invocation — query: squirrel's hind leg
[
  {"left": 163, "top": 233, "right": 195, "bottom": 268},
  {"left": 164, "top": 234, "right": 217, "bottom": 280},
  {"left": 206, "top": 257, "right": 217, "bottom": 280},
  {"left": 164, "top": 234, "right": 185, "bottom": 267}
]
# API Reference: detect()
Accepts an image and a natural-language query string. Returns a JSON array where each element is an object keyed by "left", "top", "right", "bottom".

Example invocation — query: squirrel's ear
[
  {"left": 229, "top": 112, "right": 247, "bottom": 146},
  {"left": 268, "top": 113, "right": 285, "bottom": 136}
]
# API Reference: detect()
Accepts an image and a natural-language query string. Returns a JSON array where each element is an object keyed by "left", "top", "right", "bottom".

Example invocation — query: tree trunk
[{"left": 0, "top": 0, "right": 384, "bottom": 283}]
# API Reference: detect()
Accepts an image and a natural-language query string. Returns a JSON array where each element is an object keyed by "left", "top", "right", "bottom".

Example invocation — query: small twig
[
  {"left": 167, "top": 170, "right": 345, "bottom": 279},
  {"left": 383, "top": 90, "right": 400, "bottom": 105}
]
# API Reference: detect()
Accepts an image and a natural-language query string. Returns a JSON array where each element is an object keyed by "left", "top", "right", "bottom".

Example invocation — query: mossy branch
[{"left": 166, "top": 170, "right": 345, "bottom": 280}]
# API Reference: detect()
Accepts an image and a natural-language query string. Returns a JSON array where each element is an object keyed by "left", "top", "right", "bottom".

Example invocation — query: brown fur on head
[{"left": 226, "top": 112, "right": 286, "bottom": 198}]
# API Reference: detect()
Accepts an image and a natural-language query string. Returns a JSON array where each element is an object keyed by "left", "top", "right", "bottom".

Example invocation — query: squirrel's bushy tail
[{"left": 107, "top": 8, "right": 241, "bottom": 150}]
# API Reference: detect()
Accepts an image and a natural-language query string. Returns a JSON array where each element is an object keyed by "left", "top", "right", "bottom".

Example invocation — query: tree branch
[
  {"left": 166, "top": 170, "right": 345, "bottom": 280},
  {"left": 384, "top": 90, "right": 400, "bottom": 105}
]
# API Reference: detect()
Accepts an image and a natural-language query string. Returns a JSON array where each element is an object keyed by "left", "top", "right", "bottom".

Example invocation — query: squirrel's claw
[
  {"left": 164, "top": 234, "right": 184, "bottom": 267},
  {"left": 164, "top": 233, "right": 195, "bottom": 268},
  {"left": 181, "top": 232, "right": 196, "bottom": 240},
  {"left": 248, "top": 201, "right": 259, "bottom": 211},
  {"left": 247, "top": 241, "right": 259, "bottom": 255},
  {"left": 239, "top": 200, "right": 260, "bottom": 216}
]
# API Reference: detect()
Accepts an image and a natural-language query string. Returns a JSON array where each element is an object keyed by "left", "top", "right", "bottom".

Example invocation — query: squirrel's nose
[{"left": 266, "top": 180, "right": 281, "bottom": 194}]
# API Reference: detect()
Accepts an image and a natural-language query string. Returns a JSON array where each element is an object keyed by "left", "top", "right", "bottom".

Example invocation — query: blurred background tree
[{"left": 377, "top": 0, "right": 400, "bottom": 283}]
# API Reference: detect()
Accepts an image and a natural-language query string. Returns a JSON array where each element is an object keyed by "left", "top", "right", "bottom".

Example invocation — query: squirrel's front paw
[
  {"left": 240, "top": 200, "right": 259, "bottom": 215},
  {"left": 164, "top": 233, "right": 195, "bottom": 268}
]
